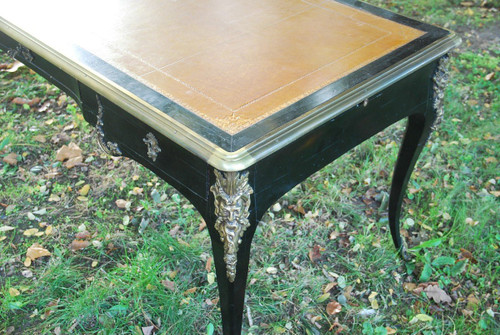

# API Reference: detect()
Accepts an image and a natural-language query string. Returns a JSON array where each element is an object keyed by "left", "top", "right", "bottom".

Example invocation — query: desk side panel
[{"left": 252, "top": 62, "right": 437, "bottom": 217}]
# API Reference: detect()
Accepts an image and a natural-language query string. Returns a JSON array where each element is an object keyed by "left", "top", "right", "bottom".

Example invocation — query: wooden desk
[{"left": 0, "top": 0, "right": 459, "bottom": 333}]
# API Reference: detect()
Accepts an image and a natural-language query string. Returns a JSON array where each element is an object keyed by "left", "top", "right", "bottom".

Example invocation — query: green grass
[{"left": 1, "top": 1, "right": 499, "bottom": 334}]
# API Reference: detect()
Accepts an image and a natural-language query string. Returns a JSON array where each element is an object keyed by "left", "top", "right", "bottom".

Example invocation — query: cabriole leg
[
  {"left": 388, "top": 113, "right": 434, "bottom": 260},
  {"left": 388, "top": 56, "right": 449, "bottom": 260}
]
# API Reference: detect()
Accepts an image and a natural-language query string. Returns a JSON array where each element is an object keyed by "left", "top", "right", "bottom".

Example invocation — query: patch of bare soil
[{"left": 456, "top": 21, "right": 500, "bottom": 52}]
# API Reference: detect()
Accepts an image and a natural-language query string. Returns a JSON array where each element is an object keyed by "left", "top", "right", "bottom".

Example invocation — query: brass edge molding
[
  {"left": 431, "top": 56, "right": 450, "bottom": 131},
  {"left": 143, "top": 132, "right": 161, "bottom": 162},
  {"left": 210, "top": 170, "right": 253, "bottom": 282},
  {"left": 96, "top": 95, "right": 122, "bottom": 156},
  {"left": 0, "top": 19, "right": 460, "bottom": 171}
]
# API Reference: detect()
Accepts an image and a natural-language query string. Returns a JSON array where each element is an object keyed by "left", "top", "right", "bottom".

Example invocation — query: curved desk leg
[
  {"left": 208, "top": 169, "right": 258, "bottom": 335},
  {"left": 389, "top": 112, "right": 435, "bottom": 261},
  {"left": 389, "top": 56, "right": 448, "bottom": 260}
]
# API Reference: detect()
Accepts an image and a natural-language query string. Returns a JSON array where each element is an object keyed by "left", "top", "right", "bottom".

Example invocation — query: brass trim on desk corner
[{"left": 0, "top": 18, "right": 460, "bottom": 172}]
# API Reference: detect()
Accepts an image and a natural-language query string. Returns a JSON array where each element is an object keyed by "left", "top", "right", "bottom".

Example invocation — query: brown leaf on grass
[
  {"left": 183, "top": 287, "right": 197, "bottom": 295},
  {"left": 56, "top": 142, "right": 83, "bottom": 168},
  {"left": 2, "top": 153, "right": 18, "bottom": 165},
  {"left": 115, "top": 199, "right": 131, "bottom": 209},
  {"left": 142, "top": 325, "right": 155, "bottom": 335},
  {"left": 70, "top": 239, "right": 90, "bottom": 251},
  {"left": 205, "top": 257, "right": 213, "bottom": 272},
  {"left": 2, "top": 60, "right": 25, "bottom": 73},
  {"left": 169, "top": 224, "right": 180, "bottom": 237},
  {"left": 386, "top": 327, "right": 397, "bottom": 334},
  {"left": 51, "top": 132, "right": 70, "bottom": 145},
  {"left": 161, "top": 279, "right": 175, "bottom": 291},
  {"left": 326, "top": 301, "right": 342, "bottom": 315},
  {"left": 79, "top": 184, "right": 90, "bottom": 196},
  {"left": 44, "top": 299, "right": 60, "bottom": 317},
  {"left": 0, "top": 60, "right": 25, "bottom": 72},
  {"left": 75, "top": 231, "right": 91, "bottom": 240},
  {"left": 323, "top": 282, "right": 338, "bottom": 294},
  {"left": 33, "top": 135, "right": 46, "bottom": 143},
  {"left": 412, "top": 282, "right": 439, "bottom": 295},
  {"left": 459, "top": 248, "right": 478, "bottom": 264},
  {"left": 11, "top": 97, "right": 40, "bottom": 107},
  {"left": 9, "top": 288, "right": 20, "bottom": 297},
  {"left": 37, "top": 100, "right": 52, "bottom": 113},
  {"left": 288, "top": 201, "right": 306, "bottom": 215},
  {"left": 485, "top": 72, "right": 495, "bottom": 81},
  {"left": 26, "top": 243, "right": 51, "bottom": 260},
  {"left": 199, "top": 219, "right": 206, "bottom": 231},
  {"left": 308, "top": 245, "right": 323, "bottom": 263},
  {"left": 403, "top": 282, "right": 417, "bottom": 292},
  {"left": 23, "top": 228, "right": 39, "bottom": 236},
  {"left": 466, "top": 294, "right": 479, "bottom": 309},
  {"left": 65, "top": 155, "right": 83, "bottom": 169},
  {"left": 424, "top": 285, "right": 452, "bottom": 304}
]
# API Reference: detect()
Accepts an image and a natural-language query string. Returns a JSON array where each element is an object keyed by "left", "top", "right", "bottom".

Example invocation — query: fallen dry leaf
[
  {"left": 323, "top": 282, "right": 338, "bottom": 294},
  {"left": 266, "top": 266, "right": 278, "bottom": 274},
  {"left": 161, "top": 279, "right": 176, "bottom": 291},
  {"left": 142, "top": 325, "right": 155, "bottom": 335},
  {"left": 326, "top": 301, "right": 342, "bottom": 315},
  {"left": 205, "top": 257, "right": 213, "bottom": 272},
  {"left": 485, "top": 72, "right": 495, "bottom": 81},
  {"left": 55, "top": 142, "right": 83, "bottom": 168},
  {"left": 37, "top": 100, "right": 52, "bottom": 113},
  {"left": 459, "top": 248, "right": 478, "bottom": 264},
  {"left": 79, "top": 184, "right": 90, "bottom": 196},
  {"left": 75, "top": 231, "right": 91, "bottom": 239},
  {"left": 410, "top": 313, "right": 433, "bottom": 324},
  {"left": 115, "top": 199, "right": 131, "bottom": 209},
  {"left": 183, "top": 287, "right": 197, "bottom": 295},
  {"left": 130, "top": 187, "right": 143, "bottom": 195},
  {"left": 23, "top": 228, "right": 39, "bottom": 236},
  {"left": 403, "top": 282, "right": 417, "bottom": 292},
  {"left": 70, "top": 239, "right": 90, "bottom": 251},
  {"left": 199, "top": 219, "right": 206, "bottom": 231},
  {"left": 308, "top": 244, "right": 323, "bottom": 263},
  {"left": 1, "top": 60, "right": 25, "bottom": 72},
  {"left": 48, "top": 194, "right": 61, "bottom": 202},
  {"left": 288, "top": 202, "right": 306, "bottom": 215},
  {"left": 2, "top": 153, "right": 18, "bottom": 165},
  {"left": 386, "top": 327, "right": 397, "bottom": 334},
  {"left": 26, "top": 243, "right": 51, "bottom": 260},
  {"left": 11, "top": 97, "right": 40, "bottom": 107},
  {"left": 44, "top": 299, "right": 60, "bottom": 317},
  {"left": 424, "top": 285, "right": 452, "bottom": 304},
  {"left": 466, "top": 294, "right": 479, "bottom": 309},
  {"left": 368, "top": 291, "right": 379, "bottom": 309},
  {"left": 32, "top": 135, "right": 46, "bottom": 143},
  {"left": 9, "top": 287, "right": 20, "bottom": 297},
  {"left": 169, "top": 224, "right": 181, "bottom": 237}
]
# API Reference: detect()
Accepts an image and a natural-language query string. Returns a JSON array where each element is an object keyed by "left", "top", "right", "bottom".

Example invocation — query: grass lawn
[{"left": 1, "top": 1, "right": 499, "bottom": 334}]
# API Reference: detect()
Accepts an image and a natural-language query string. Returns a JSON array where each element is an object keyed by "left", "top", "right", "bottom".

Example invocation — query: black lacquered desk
[{"left": 0, "top": 0, "right": 459, "bottom": 333}]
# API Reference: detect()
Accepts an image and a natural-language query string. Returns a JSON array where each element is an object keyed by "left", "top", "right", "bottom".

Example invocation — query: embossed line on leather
[{"left": 2, "top": 0, "right": 424, "bottom": 134}]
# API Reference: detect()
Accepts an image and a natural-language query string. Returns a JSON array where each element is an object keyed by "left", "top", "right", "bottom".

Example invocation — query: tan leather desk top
[{"left": 1, "top": 0, "right": 423, "bottom": 134}]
